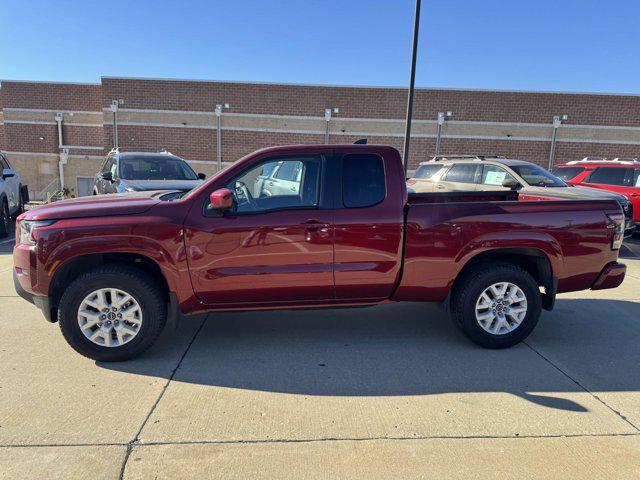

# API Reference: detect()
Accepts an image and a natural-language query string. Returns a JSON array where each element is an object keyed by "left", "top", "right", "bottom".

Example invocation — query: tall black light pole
[{"left": 402, "top": 0, "right": 421, "bottom": 177}]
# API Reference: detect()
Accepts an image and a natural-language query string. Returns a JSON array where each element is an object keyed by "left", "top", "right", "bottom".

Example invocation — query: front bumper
[
  {"left": 13, "top": 269, "right": 54, "bottom": 322},
  {"left": 591, "top": 262, "right": 626, "bottom": 291}
]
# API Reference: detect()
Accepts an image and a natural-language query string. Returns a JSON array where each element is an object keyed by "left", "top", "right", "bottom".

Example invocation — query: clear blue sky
[{"left": 2, "top": 0, "right": 640, "bottom": 93}]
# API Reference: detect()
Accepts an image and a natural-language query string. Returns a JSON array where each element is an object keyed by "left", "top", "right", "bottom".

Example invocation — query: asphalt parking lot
[{"left": 1, "top": 233, "right": 639, "bottom": 479}]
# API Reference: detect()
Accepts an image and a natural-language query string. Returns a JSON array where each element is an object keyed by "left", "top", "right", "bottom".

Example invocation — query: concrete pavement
[{"left": 1, "top": 238, "right": 639, "bottom": 479}]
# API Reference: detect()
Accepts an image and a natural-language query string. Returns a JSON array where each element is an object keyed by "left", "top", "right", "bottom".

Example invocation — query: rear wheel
[
  {"left": 451, "top": 262, "right": 542, "bottom": 348},
  {"left": 58, "top": 265, "right": 167, "bottom": 361},
  {"left": 0, "top": 200, "right": 10, "bottom": 239}
]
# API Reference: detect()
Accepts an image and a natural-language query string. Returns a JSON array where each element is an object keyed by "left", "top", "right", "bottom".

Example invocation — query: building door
[{"left": 76, "top": 177, "right": 94, "bottom": 197}]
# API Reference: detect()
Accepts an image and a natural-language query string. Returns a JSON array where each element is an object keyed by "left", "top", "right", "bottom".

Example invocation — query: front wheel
[
  {"left": 58, "top": 265, "right": 167, "bottom": 361},
  {"left": 451, "top": 262, "right": 542, "bottom": 348}
]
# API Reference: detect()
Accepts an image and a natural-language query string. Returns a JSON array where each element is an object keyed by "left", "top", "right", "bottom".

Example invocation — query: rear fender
[{"left": 454, "top": 232, "right": 563, "bottom": 277}]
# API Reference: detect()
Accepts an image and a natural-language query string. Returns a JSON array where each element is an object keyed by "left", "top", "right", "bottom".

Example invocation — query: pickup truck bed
[
  {"left": 400, "top": 192, "right": 622, "bottom": 303},
  {"left": 13, "top": 144, "right": 627, "bottom": 361}
]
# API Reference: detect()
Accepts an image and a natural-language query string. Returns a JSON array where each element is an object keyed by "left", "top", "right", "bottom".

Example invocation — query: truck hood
[
  {"left": 123, "top": 179, "right": 203, "bottom": 191},
  {"left": 23, "top": 191, "right": 162, "bottom": 221}
]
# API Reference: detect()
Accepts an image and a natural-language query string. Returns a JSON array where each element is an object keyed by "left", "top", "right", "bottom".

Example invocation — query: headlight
[{"left": 18, "top": 220, "right": 55, "bottom": 246}]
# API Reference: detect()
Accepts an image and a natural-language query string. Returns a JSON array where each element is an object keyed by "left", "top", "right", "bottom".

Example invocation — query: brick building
[{"left": 1, "top": 76, "right": 639, "bottom": 199}]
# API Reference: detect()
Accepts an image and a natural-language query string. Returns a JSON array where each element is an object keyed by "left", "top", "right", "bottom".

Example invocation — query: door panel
[
  {"left": 185, "top": 210, "right": 334, "bottom": 305},
  {"left": 333, "top": 152, "right": 404, "bottom": 300},
  {"left": 184, "top": 154, "right": 334, "bottom": 306}
]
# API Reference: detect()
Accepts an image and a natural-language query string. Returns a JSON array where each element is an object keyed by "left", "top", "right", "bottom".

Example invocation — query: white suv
[{"left": 0, "top": 153, "right": 24, "bottom": 239}]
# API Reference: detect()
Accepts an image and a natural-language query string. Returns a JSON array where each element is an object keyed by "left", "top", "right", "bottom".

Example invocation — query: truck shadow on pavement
[{"left": 100, "top": 297, "right": 640, "bottom": 413}]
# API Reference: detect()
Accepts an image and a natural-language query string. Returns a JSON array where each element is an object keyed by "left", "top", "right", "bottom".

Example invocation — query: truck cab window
[
  {"left": 225, "top": 156, "right": 320, "bottom": 214},
  {"left": 342, "top": 154, "right": 385, "bottom": 208}
]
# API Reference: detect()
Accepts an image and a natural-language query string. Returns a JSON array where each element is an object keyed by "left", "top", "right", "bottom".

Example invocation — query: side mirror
[
  {"left": 2, "top": 168, "right": 15, "bottom": 179},
  {"left": 502, "top": 178, "right": 522, "bottom": 190},
  {"left": 100, "top": 171, "right": 114, "bottom": 182},
  {"left": 197, "top": 172, "right": 206, "bottom": 180},
  {"left": 209, "top": 188, "right": 234, "bottom": 211}
]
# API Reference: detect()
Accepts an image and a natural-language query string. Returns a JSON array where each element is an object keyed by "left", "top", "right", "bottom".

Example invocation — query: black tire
[
  {"left": 58, "top": 264, "right": 167, "bottom": 361},
  {"left": 451, "top": 262, "right": 542, "bottom": 349},
  {"left": 0, "top": 200, "right": 9, "bottom": 239}
]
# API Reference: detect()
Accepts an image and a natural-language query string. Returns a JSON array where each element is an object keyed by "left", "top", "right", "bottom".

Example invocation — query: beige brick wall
[{"left": 2, "top": 77, "right": 639, "bottom": 197}]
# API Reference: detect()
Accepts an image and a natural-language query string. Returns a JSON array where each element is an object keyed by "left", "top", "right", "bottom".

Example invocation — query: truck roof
[{"left": 237, "top": 143, "right": 400, "bottom": 159}]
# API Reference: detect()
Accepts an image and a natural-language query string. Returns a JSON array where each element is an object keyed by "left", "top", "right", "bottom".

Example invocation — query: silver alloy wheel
[
  {"left": 77, "top": 288, "right": 143, "bottom": 347},
  {"left": 475, "top": 282, "right": 528, "bottom": 335}
]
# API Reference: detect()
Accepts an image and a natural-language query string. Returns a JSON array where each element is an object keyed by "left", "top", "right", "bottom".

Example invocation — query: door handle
[
  {"left": 436, "top": 184, "right": 445, "bottom": 190},
  {"left": 303, "top": 220, "right": 329, "bottom": 232},
  {"left": 630, "top": 193, "right": 639, "bottom": 197}
]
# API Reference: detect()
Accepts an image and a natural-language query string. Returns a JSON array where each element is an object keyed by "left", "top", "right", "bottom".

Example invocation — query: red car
[
  {"left": 13, "top": 144, "right": 626, "bottom": 361},
  {"left": 553, "top": 158, "right": 639, "bottom": 233}
]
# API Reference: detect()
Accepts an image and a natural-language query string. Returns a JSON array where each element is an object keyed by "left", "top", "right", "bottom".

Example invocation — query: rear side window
[
  {"left": 0, "top": 155, "right": 9, "bottom": 169},
  {"left": 444, "top": 164, "right": 479, "bottom": 184},
  {"left": 413, "top": 164, "right": 442, "bottom": 179},
  {"left": 552, "top": 167, "right": 585, "bottom": 181},
  {"left": 587, "top": 167, "right": 627, "bottom": 186},
  {"left": 634, "top": 169, "right": 640, "bottom": 187},
  {"left": 274, "top": 161, "right": 302, "bottom": 181},
  {"left": 342, "top": 154, "right": 385, "bottom": 208}
]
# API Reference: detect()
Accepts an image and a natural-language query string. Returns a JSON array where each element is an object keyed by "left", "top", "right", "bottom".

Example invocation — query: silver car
[{"left": 93, "top": 150, "right": 205, "bottom": 195}]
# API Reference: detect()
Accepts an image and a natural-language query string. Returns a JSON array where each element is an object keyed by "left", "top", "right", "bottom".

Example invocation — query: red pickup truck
[{"left": 13, "top": 144, "right": 627, "bottom": 361}]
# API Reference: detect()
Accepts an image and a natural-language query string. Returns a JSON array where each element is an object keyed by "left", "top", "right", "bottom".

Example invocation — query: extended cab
[{"left": 13, "top": 145, "right": 627, "bottom": 361}]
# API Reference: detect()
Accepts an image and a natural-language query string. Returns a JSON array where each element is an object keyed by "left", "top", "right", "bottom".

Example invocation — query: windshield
[
  {"left": 511, "top": 164, "right": 567, "bottom": 187},
  {"left": 120, "top": 156, "right": 198, "bottom": 181},
  {"left": 413, "top": 164, "right": 443, "bottom": 179}
]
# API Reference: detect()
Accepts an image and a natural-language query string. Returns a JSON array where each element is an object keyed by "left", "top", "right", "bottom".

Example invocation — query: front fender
[{"left": 32, "top": 216, "right": 191, "bottom": 304}]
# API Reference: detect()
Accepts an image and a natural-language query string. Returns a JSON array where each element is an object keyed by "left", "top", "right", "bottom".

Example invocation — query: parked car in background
[
  {"left": 93, "top": 149, "right": 206, "bottom": 195},
  {"left": 251, "top": 158, "right": 311, "bottom": 198},
  {"left": 13, "top": 144, "right": 627, "bottom": 361},
  {"left": 553, "top": 157, "right": 640, "bottom": 233},
  {"left": 407, "top": 155, "right": 635, "bottom": 236},
  {"left": 0, "top": 152, "right": 25, "bottom": 238}
]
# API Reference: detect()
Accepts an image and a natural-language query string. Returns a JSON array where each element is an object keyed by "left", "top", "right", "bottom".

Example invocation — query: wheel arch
[
  {"left": 49, "top": 252, "right": 171, "bottom": 315},
  {"left": 453, "top": 247, "right": 556, "bottom": 310}
]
